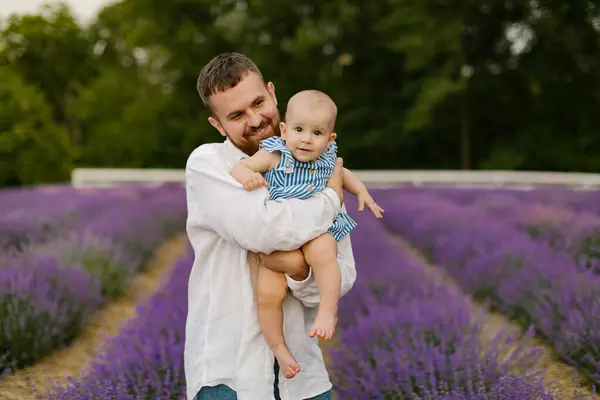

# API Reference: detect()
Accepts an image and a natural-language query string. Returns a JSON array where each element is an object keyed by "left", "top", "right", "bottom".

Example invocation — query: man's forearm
[{"left": 187, "top": 153, "right": 341, "bottom": 254}]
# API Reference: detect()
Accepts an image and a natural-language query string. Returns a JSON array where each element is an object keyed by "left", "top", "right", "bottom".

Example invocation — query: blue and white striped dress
[{"left": 259, "top": 136, "right": 357, "bottom": 241}]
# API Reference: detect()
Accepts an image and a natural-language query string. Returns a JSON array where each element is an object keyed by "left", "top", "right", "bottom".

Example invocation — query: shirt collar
[
  {"left": 224, "top": 138, "right": 247, "bottom": 157},
  {"left": 218, "top": 138, "right": 249, "bottom": 169}
]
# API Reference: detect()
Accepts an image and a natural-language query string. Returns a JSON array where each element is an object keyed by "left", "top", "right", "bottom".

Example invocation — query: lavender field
[
  {"left": 1, "top": 185, "right": 600, "bottom": 399},
  {"left": 0, "top": 184, "right": 187, "bottom": 377}
]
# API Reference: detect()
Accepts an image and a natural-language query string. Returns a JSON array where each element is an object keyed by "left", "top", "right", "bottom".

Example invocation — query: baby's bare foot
[
  {"left": 308, "top": 309, "right": 338, "bottom": 340},
  {"left": 272, "top": 345, "right": 300, "bottom": 379}
]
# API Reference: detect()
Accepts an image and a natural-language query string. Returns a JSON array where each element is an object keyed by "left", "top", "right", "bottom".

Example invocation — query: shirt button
[{"left": 309, "top": 170, "right": 315, "bottom": 174}]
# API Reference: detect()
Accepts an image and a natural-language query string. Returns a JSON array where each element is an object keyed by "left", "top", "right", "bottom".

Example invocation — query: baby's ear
[
  {"left": 280, "top": 122, "right": 287, "bottom": 139},
  {"left": 328, "top": 132, "right": 337, "bottom": 144}
]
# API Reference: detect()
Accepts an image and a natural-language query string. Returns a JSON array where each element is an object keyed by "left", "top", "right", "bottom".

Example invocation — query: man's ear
[
  {"left": 208, "top": 116, "right": 226, "bottom": 137},
  {"left": 267, "top": 81, "right": 277, "bottom": 106},
  {"left": 328, "top": 132, "right": 337, "bottom": 146},
  {"left": 280, "top": 122, "right": 287, "bottom": 140}
]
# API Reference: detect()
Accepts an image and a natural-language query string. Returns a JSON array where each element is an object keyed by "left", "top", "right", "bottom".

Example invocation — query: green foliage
[
  {"left": 0, "top": 66, "right": 73, "bottom": 186},
  {"left": 68, "top": 67, "right": 168, "bottom": 167},
  {"left": 2, "top": 0, "right": 600, "bottom": 186},
  {"left": 0, "top": 4, "right": 98, "bottom": 148}
]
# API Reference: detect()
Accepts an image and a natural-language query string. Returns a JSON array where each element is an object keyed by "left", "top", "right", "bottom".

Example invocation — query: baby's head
[{"left": 280, "top": 90, "right": 337, "bottom": 162}]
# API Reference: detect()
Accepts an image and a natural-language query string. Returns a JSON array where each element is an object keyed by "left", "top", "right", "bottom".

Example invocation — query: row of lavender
[
  {"left": 42, "top": 199, "right": 569, "bottom": 399},
  {"left": 374, "top": 189, "right": 600, "bottom": 391},
  {"left": 44, "top": 246, "right": 193, "bottom": 399},
  {"left": 395, "top": 187, "right": 600, "bottom": 274},
  {"left": 426, "top": 187, "right": 600, "bottom": 216},
  {"left": 0, "top": 184, "right": 187, "bottom": 376},
  {"left": 329, "top": 199, "right": 592, "bottom": 399},
  {"left": 1, "top": 185, "right": 133, "bottom": 250}
]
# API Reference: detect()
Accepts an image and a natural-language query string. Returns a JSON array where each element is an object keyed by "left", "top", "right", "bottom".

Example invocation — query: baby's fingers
[
  {"left": 258, "top": 177, "right": 270, "bottom": 188},
  {"left": 368, "top": 202, "right": 384, "bottom": 218},
  {"left": 358, "top": 199, "right": 365, "bottom": 211},
  {"left": 243, "top": 180, "right": 255, "bottom": 191},
  {"left": 243, "top": 177, "right": 265, "bottom": 191}
]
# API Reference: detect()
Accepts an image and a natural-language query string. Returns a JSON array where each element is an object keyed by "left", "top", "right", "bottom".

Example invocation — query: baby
[{"left": 231, "top": 89, "right": 383, "bottom": 379}]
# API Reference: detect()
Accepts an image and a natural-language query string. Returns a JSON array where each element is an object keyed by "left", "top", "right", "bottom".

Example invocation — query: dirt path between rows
[
  {"left": 392, "top": 235, "right": 598, "bottom": 399},
  {"left": 319, "top": 337, "right": 339, "bottom": 400},
  {"left": 0, "top": 234, "right": 189, "bottom": 400}
]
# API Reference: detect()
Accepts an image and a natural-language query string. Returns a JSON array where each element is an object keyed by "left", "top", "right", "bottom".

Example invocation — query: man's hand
[
  {"left": 327, "top": 157, "right": 344, "bottom": 204},
  {"left": 357, "top": 190, "right": 385, "bottom": 218}
]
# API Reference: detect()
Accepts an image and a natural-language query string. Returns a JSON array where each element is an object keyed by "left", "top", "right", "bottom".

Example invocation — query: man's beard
[{"left": 227, "top": 114, "right": 281, "bottom": 156}]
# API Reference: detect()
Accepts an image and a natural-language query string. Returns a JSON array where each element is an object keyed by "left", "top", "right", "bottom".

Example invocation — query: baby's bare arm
[
  {"left": 232, "top": 149, "right": 278, "bottom": 177},
  {"left": 342, "top": 167, "right": 384, "bottom": 218},
  {"left": 342, "top": 167, "right": 367, "bottom": 196},
  {"left": 231, "top": 149, "right": 279, "bottom": 190}
]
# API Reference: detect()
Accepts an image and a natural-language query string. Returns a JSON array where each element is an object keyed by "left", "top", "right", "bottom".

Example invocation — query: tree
[
  {"left": 0, "top": 3, "right": 98, "bottom": 148},
  {"left": 0, "top": 66, "right": 73, "bottom": 186}
]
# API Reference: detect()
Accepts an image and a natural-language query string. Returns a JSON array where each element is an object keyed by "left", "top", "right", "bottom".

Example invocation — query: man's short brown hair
[{"left": 196, "top": 52, "right": 263, "bottom": 110}]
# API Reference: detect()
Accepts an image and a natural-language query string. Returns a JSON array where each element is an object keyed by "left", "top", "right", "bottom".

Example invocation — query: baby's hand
[
  {"left": 241, "top": 172, "right": 269, "bottom": 191},
  {"left": 357, "top": 190, "right": 384, "bottom": 218}
]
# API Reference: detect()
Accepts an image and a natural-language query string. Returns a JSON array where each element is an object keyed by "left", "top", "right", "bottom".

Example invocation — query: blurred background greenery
[{"left": 1, "top": 0, "right": 599, "bottom": 187}]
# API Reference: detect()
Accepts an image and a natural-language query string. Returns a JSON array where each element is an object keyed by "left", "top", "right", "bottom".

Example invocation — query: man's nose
[{"left": 247, "top": 111, "right": 262, "bottom": 127}]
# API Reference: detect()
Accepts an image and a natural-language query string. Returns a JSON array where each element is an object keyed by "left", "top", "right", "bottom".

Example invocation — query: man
[{"left": 184, "top": 52, "right": 357, "bottom": 400}]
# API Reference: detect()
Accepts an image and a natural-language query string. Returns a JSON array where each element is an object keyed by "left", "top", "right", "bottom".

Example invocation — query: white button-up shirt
[{"left": 184, "top": 139, "right": 357, "bottom": 400}]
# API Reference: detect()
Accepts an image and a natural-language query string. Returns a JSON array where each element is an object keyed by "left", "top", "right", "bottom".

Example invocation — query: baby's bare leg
[
  {"left": 256, "top": 264, "right": 300, "bottom": 379},
  {"left": 302, "top": 233, "right": 340, "bottom": 340}
]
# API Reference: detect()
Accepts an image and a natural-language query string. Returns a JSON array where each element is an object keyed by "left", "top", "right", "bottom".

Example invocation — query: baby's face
[{"left": 281, "top": 105, "right": 336, "bottom": 162}]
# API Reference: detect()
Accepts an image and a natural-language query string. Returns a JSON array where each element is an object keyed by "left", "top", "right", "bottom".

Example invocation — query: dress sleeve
[{"left": 260, "top": 136, "right": 296, "bottom": 173}]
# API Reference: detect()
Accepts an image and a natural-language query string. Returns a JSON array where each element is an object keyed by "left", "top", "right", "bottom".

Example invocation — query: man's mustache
[{"left": 245, "top": 120, "right": 271, "bottom": 136}]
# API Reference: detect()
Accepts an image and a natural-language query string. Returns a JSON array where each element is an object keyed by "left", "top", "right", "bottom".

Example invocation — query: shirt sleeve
[{"left": 185, "top": 146, "right": 342, "bottom": 254}]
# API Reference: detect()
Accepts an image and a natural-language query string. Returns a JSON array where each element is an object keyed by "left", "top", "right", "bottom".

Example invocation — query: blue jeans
[{"left": 194, "top": 360, "right": 332, "bottom": 400}]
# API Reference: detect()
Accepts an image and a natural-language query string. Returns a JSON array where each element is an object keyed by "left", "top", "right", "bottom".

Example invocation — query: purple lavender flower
[
  {"left": 44, "top": 250, "right": 192, "bottom": 400},
  {"left": 0, "top": 183, "right": 188, "bottom": 377},
  {"left": 466, "top": 195, "right": 600, "bottom": 275},
  {"left": 377, "top": 190, "right": 600, "bottom": 389},
  {"left": 0, "top": 257, "right": 103, "bottom": 373},
  {"left": 36, "top": 187, "right": 600, "bottom": 398},
  {"left": 329, "top": 199, "right": 547, "bottom": 399},
  {"left": 26, "top": 231, "right": 142, "bottom": 299}
]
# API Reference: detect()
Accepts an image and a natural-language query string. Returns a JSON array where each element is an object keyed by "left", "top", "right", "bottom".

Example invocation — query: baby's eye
[
  {"left": 295, "top": 127, "right": 303, "bottom": 132},
  {"left": 313, "top": 130, "right": 322, "bottom": 135}
]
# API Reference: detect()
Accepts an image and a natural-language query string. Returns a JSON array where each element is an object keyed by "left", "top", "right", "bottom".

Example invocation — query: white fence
[{"left": 71, "top": 168, "right": 600, "bottom": 190}]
